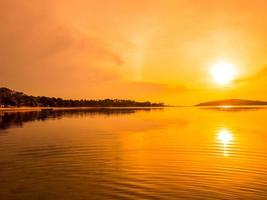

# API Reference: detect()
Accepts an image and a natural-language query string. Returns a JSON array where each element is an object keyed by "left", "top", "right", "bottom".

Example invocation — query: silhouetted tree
[{"left": 0, "top": 87, "right": 165, "bottom": 108}]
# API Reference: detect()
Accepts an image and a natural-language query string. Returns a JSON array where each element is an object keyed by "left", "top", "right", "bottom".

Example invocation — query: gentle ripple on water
[{"left": 0, "top": 108, "right": 266, "bottom": 199}]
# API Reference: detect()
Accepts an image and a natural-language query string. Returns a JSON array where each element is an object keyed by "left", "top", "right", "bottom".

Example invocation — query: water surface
[{"left": 0, "top": 108, "right": 266, "bottom": 199}]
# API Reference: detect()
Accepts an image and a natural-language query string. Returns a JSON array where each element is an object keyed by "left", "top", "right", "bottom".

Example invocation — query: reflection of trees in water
[{"left": 0, "top": 108, "right": 161, "bottom": 130}]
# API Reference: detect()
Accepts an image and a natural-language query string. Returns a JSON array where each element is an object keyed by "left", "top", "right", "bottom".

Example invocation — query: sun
[{"left": 210, "top": 61, "right": 237, "bottom": 85}]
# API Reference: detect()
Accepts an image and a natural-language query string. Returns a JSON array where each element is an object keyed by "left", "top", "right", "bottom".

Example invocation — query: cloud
[
  {"left": 87, "top": 81, "right": 188, "bottom": 101},
  {"left": 0, "top": 1, "right": 124, "bottom": 68},
  {"left": 125, "top": 81, "right": 188, "bottom": 94},
  {"left": 235, "top": 65, "right": 267, "bottom": 83},
  {"left": 0, "top": 1, "right": 125, "bottom": 95}
]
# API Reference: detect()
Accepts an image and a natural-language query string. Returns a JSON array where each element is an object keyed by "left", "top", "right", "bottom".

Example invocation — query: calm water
[{"left": 0, "top": 107, "right": 266, "bottom": 199}]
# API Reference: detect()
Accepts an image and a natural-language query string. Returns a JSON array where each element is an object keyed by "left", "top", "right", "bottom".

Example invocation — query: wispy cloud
[
  {"left": 0, "top": 1, "right": 125, "bottom": 95},
  {"left": 235, "top": 65, "right": 267, "bottom": 83}
]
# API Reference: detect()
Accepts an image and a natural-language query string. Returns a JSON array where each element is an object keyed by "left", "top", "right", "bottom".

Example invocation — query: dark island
[
  {"left": 195, "top": 99, "right": 267, "bottom": 106},
  {"left": 0, "top": 87, "right": 164, "bottom": 108}
]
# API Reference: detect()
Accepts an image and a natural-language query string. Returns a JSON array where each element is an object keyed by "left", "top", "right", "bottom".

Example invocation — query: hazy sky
[{"left": 1, "top": 0, "right": 267, "bottom": 105}]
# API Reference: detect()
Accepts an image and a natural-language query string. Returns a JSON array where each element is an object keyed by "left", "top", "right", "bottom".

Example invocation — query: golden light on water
[
  {"left": 211, "top": 61, "right": 237, "bottom": 85},
  {"left": 218, "top": 129, "right": 233, "bottom": 144},
  {"left": 217, "top": 128, "right": 233, "bottom": 156}
]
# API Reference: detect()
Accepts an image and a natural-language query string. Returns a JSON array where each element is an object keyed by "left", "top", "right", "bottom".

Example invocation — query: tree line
[{"left": 0, "top": 88, "right": 164, "bottom": 107}]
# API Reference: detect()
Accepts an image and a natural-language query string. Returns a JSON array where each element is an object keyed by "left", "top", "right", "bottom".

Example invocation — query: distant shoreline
[
  {"left": 195, "top": 99, "right": 267, "bottom": 107},
  {"left": 0, "top": 106, "right": 166, "bottom": 112},
  {"left": 196, "top": 105, "right": 267, "bottom": 108},
  {"left": 0, "top": 87, "right": 165, "bottom": 108}
]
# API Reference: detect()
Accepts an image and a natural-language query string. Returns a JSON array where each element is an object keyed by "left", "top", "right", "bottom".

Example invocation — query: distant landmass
[
  {"left": 0, "top": 87, "right": 164, "bottom": 107},
  {"left": 196, "top": 99, "right": 267, "bottom": 106}
]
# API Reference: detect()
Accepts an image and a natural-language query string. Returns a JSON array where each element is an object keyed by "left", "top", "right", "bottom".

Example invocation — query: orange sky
[{"left": 1, "top": 0, "right": 267, "bottom": 105}]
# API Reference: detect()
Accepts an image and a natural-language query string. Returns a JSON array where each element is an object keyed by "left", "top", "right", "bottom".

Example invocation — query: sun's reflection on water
[{"left": 217, "top": 128, "right": 233, "bottom": 157}]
